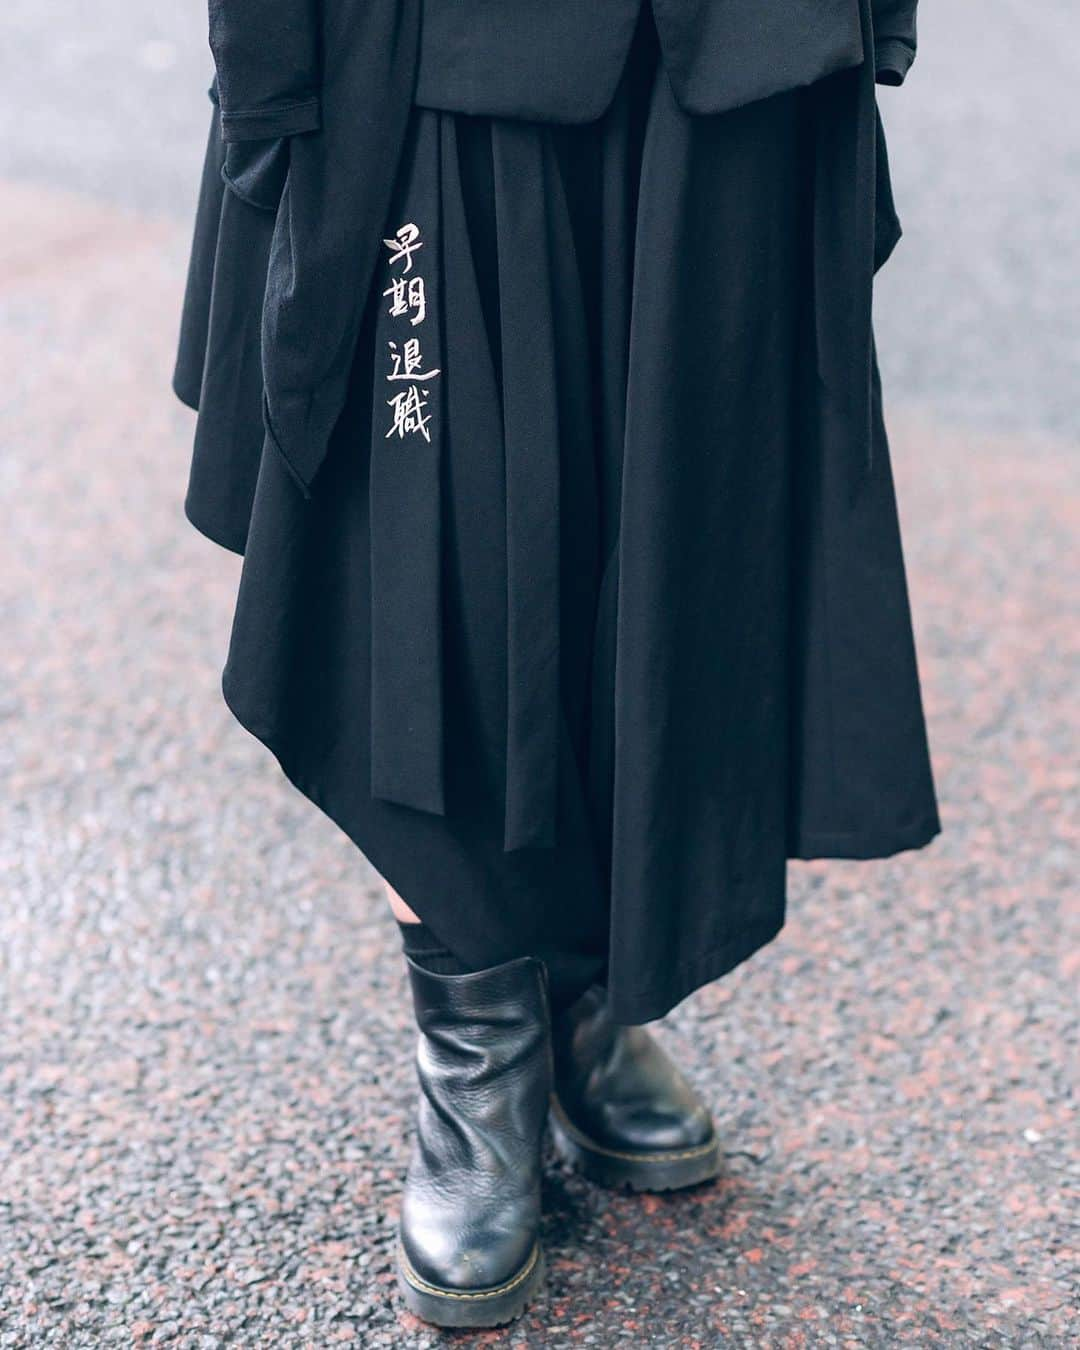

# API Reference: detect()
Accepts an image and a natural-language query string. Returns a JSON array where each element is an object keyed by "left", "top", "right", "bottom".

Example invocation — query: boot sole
[
  {"left": 550, "top": 1097, "right": 721, "bottom": 1192},
  {"left": 397, "top": 1240, "right": 544, "bottom": 1328}
]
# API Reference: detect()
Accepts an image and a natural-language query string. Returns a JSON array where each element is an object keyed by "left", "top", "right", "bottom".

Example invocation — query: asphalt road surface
[{"left": 2, "top": 4, "right": 1077, "bottom": 1346}]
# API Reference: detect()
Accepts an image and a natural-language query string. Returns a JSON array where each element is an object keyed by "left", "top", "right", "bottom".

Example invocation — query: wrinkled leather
[
  {"left": 552, "top": 986, "right": 714, "bottom": 1153},
  {"left": 400, "top": 956, "right": 551, "bottom": 1292}
]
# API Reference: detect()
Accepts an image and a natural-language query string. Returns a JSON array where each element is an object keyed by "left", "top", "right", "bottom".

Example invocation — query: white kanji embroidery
[
  {"left": 386, "top": 385, "right": 434, "bottom": 442},
  {"left": 386, "top": 337, "right": 441, "bottom": 383},
  {"left": 382, "top": 222, "right": 424, "bottom": 273},
  {"left": 383, "top": 274, "right": 427, "bottom": 326},
  {"left": 383, "top": 223, "right": 440, "bottom": 443}
]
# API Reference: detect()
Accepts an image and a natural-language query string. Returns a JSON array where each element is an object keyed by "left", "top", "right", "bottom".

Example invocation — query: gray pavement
[{"left": 1, "top": 4, "right": 1078, "bottom": 1346}]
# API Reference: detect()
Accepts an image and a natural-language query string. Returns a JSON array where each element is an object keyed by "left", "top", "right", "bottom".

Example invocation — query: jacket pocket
[
  {"left": 222, "top": 137, "right": 292, "bottom": 212},
  {"left": 208, "top": 77, "right": 294, "bottom": 214}
]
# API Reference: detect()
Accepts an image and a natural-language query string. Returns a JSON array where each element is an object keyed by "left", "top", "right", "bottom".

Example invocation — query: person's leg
[
  {"left": 388, "top": 882, "right": 474, "bottom": 976},
  {"left": 385, "top": 882, "right": 419, "bottom": 924}
]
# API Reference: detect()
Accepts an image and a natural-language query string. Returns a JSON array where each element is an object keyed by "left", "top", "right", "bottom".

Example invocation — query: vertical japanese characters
[{"left": 382, "top": 223, "right": 441, "bottom": 442}]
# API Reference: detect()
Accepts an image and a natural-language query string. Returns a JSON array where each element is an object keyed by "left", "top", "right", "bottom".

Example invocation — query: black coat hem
[
  {"left": 183, "top": 494, "right": 247, "bottom": 558},
  {"left": 174, "top": 382, "right": 251, "bottom": 557},
  {"left": 790, "top": 815, "right": 941, "bottom": 862},
  {"left": 172, "top": 370, "right": 200, "bottom": 417}
]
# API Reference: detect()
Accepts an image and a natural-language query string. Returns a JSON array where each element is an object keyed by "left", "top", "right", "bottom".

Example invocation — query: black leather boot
[
  {"left": 397, "top": 955, "right": 551, "bottom": 1327},
  {"left": 549, "top": 985, "right": 720, "bottom": 1191}
]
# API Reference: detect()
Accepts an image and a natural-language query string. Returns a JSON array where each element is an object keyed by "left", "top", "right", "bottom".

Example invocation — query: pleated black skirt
[{"left": 175, "top": 14, "right": 939, "bottom": 1022}]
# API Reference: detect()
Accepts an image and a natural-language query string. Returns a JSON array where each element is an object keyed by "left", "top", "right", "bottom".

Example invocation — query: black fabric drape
[{"left": 176, "top": 2, "right": 937, "bottom": 1022}]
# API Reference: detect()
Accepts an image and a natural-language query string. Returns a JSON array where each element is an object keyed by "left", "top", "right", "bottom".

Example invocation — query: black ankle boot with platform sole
[
  {"left": 549, "top": 985, "right": 720, "bottom": 1192},
  {"left": 396, "top": 954, "right": 552, "bottom": 1328}
]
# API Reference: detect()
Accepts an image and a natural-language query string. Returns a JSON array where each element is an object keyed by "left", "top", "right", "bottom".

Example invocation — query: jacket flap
[{"left": 652, "top": 0, "right": 865, "bottom": 116}]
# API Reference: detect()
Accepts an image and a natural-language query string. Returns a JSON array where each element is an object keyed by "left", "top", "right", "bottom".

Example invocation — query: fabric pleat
[
  {"left": 175, "top": 117, "right": 276, "bottom": 554},
  {"left": 808, "top": 0, "right": 879, "bottom": 503},
  {"left": 492, "top": 128, "right": 563, "bottom": 850}
]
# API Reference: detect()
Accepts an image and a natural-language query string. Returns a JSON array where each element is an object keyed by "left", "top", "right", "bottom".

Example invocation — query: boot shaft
[{"left": 406, "top": 954, "right": 553, "bottom": 1168}]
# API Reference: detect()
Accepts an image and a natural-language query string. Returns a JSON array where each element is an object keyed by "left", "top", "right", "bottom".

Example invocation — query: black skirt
[{"left": 175, "top": 15, "right": 939, "bottom": 1022}]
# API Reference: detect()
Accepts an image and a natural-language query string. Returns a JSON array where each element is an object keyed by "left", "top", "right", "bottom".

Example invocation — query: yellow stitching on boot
[
  {"left": 398, "top": 1240, "right": 540, "bottom": 1301},
  {"left": 550, "top": 1095, "right": 719, "bottom": 1164}
]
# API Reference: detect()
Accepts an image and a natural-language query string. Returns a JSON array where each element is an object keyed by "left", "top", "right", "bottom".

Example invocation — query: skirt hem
[
  {"left": 218, "top": 654, "right": 936, "bottom": 1026},
  {"left": 606, "top": 918, "right": 787, "bottom": 1026},
  {"left": 221, "top": 664, "right": 780, "bottom": 1025}
]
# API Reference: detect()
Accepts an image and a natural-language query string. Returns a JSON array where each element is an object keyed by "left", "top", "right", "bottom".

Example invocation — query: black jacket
[
  {"left": 415, "top": 0, "right": 915, "bottom": 121},
  {"left": 206, "top": 0, "right": 918, "bottom": 493},
  {"left": 211, "top": 0, "right": 918, "bottom": 135}
]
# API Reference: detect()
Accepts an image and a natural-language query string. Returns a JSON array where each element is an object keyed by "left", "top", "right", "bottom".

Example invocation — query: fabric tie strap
[
  {"left": 370, "top": 116, "right": 447, "bottom": 818},
  {"left": 369, "top": 118, "right": 580, "bottom": 852}
]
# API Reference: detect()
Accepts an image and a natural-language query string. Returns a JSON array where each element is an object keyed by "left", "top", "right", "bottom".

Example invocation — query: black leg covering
[{"left": 396, "top": 918, "right": 473, "bottom": 976}]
